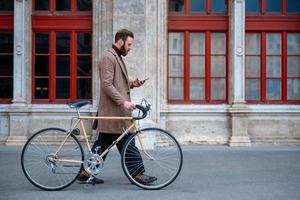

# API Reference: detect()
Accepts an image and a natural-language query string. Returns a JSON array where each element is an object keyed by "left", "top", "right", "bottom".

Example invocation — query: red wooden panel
[
  {"left": 168, "top": 16, "right": 228, "bottom": 31},
  {"left": 282, "top": 32, "right": 287, "bottom": 101},
  {"left": 0, "top": 15, "right": 13, "bottom": 30},
  {"left": 246, "top": 16, "right": 300, "bottom": 31},
  {"left": 70, "top": 31, "right": 76, "bottom": 101},
  {"left": 32, "top": 16, "right": 92, "bottom": 30}
]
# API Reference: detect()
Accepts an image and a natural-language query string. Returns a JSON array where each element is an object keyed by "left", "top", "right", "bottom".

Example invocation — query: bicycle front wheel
[
  {"left": 21, "top": 128, "right": 84, "bottom": 191},
  {"left": 121, "top": 128, "right": 183, "bottom": 190}
]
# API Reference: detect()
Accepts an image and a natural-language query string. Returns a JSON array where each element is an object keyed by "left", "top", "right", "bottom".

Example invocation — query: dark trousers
[{"left": 91, "top": 133, "right": 145, "bottom": 177}]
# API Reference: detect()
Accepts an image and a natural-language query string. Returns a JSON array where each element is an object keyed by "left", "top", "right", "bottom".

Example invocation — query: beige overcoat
[{"left": 96, "top": 48, "right": 134, "bottom": 134}]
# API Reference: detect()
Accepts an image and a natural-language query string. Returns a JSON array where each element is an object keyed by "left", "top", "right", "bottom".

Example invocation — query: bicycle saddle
[{"left": 67, "top": 100, "right": 91, "bottom": 109}]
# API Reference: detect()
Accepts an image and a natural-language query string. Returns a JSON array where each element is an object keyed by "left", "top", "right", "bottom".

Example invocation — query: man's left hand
[{"left": 132, "top": 78, "right": 144, "bottom": 88}]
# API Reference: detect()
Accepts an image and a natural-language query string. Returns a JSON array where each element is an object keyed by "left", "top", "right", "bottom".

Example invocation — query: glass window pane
[
  {"left": 77, "top": 79, "right": 91, "bottom": 99},
  {"left": 211, "top": 33, "right": 226, "bottom": 54},
  {"left": 56, "top": 0, "right": 71, "bottom": 11},
  {"left": 190, "top": 33, "right": 205, "bottom": 55},
  {"left": 287, "top": 33, "right": 300, "bottom": 55},
  {"left": 190, "top": 56, "right": 205, "bottom": 77},
  {"left": 77, "top": 33, "right": 91, "bottom": 54},
  {"left": 35, "top": 0, "right": 49, "bottom": 10},
  {"left": 266, "top": 0, "right": 281, "bottom": 13},
  {"left": 35, "top": 78, "right": 49, "bottom": 99},
  {"left": 35, "top": 33, "right": 49, "bottom": 53},
  {"left": 246, "top": 79, "right": 260, "bottom": 100},
  {"left": 246, "top": 33, "right": 260, "bottom": 54},
  {"left": 0, "top": 78, "right": 13, "bottom": 98},
  {"left": 35, "top": 56, "right": 49, "bottom": 76},
  {"left": 266, "top": 79, "right": 281, "bottom": 100},
  {"left": 169, "top": 32, "right": 184, "bottom": 54},
  {"left": 287, "top": 0, "right": 300, "bottom": 13},
  {"left": 169, "top": 56, "right": 184, "bottom": 77},
  {"left": 266, "top": 33, "right": 281, "bottom": 55},
  {"left": 0, "top": 55, "right": 13, "bottom": 76},
  {"left": 287, "top": 57, "right": 300, "bottom": 77},
  {"left": 56, "top": 33, "right": 70, "bottom": 54},
  {"left": 266, "top": 56, "right": 281, "bottom": 77},
  {"left": 0, "top": 0, "right": 14, "bottom": 11},
  {"left": 56, "top": 78, "right": 70, "bottom": 99},
  {"left": 246, "top": 0, "right": 260, "bottom": 13},
  {"left": 190, "top": 0, "right": 205, "bottom": 12},
  {"left": 0, "top": 32, "right": 13, "bottom": 53},
  {"left": 211, "top": 78, "right": 226, "bottom": 100},
  {"left": 168, "top": 78, "right": 184, "bottom": 100},
  {"left": 190, "top": 79, "right": 205, "bottom": 100},
  {"left": 77, "top": 0, "right": 92, "bottom": 11},
  {"left": 287, "top": 79, "right": 300, "bottom": 100},
  {"left": 211, "top": 0, "right": 226, "bottom": 13},
  {"left": 169, "top": 0, "right": 185, "bottom": 13},
  {"left": 211, "top": 56, "right": 226, "bottom": 77},
  {"left": 77, "top": 56, "right": 91, "bottom": 76},
  {"left": 56, "top": 56, "right": 70, "bottom": 76},
  {"left": 246, "top": 56, "right": 260, "bottom": 77}
]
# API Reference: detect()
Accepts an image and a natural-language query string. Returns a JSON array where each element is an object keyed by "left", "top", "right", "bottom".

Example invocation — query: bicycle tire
[
  {"left": 121, "top": 127, "right": 183, "bottom": 190},
  {"left": 21, "top": 127, "right": 84, "bottom": 191}
]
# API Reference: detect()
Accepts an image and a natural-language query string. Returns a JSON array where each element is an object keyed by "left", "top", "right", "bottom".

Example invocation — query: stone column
[
  {"left": 6, "top": 0, "right": 31, "bottom": 145},
  {"left": 112, "top": 0, "right": 158, "bottom": 127},
  {"left": 92, "top": 0, "right": 101, "bottom": 108},
  {"left": 12, "top": 0, "right": 28, "bottom": 105},
  {"left": 228, "top": 0, "right": 251, "bottom": 146},
  {"left": 144, "top": 0, "right": 160, "bottom": 123}
]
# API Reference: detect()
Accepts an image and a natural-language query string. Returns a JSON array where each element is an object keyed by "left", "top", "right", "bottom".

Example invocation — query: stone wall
[{"left": 0, "top": 0, "right": 300, "bottom": 146}]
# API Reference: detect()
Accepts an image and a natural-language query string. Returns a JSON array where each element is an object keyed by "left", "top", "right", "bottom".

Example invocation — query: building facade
[{"left": 0, "top": 0, "right": 299, "bottom": 146}]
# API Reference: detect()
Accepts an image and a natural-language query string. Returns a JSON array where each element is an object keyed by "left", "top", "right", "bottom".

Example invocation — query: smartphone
[{"left": 141, "top": 77, "right": 149, "bottom": 83}]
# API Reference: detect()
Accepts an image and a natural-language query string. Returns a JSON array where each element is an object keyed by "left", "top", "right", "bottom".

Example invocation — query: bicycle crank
[{"left": 83, "top": 153, "right": 104, "bottom": 175}]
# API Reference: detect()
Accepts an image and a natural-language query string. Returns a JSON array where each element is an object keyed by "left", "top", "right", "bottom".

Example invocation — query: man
[{"left": 77, "top": 29, "right": 156, "bottom": 185}]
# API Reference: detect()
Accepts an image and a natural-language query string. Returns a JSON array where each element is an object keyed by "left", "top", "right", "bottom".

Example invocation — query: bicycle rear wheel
[
  {"left": 121, "top": 128, "right": 183, "bottom": 190},
  {"left": 21, "top": 128, "right": 84, "bottom": 191}
]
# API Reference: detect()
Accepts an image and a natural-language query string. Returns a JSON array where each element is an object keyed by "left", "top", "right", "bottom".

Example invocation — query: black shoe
[
  {"left": 77, "top": 173, "right": 104, "bottom": 184},
  {"left": 134, "top": 174, "right": 157, "bottom": 184}
]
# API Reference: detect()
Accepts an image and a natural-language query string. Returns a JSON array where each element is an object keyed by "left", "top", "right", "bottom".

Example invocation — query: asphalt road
[{"left": 1, "top": 145, "right": 300, "bottom": 200}]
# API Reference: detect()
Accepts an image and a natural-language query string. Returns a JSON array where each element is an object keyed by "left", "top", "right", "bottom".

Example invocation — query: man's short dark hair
[{"left": 115, "top": 29, "right": 134, "bottom": 43}]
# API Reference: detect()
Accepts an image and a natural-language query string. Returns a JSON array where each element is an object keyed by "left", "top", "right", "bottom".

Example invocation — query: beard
[{"left": 120, "top": 43, "right": 128, "bottom": 56}]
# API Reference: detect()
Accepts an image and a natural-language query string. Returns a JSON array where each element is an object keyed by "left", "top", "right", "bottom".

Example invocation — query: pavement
[{"left": 0, "top": 145, "right": 300, "bottom": 200}]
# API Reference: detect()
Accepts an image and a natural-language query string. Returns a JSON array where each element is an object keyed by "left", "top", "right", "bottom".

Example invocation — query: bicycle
[{"left": 21, "top": 99, "right": 183, "bottom": 191}]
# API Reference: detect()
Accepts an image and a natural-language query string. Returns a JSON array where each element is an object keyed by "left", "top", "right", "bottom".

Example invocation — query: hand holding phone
[{"left": 133, "top": 78, "right": 149, "bottom": 88}]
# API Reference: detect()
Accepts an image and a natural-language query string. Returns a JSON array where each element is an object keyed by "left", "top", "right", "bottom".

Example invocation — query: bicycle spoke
[
  {"left": 122, "top": 128, "right": 182, "bottom": 190},
  {"left": 21, "top": 128, "right": 83, "bottom": 190}
]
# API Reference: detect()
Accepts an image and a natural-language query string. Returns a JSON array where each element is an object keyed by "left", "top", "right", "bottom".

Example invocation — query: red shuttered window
[
  {"left": 245, "top": 0, "right": 300, "bottom": 103},
  {"left": 32, "top": 0, "right": 92, "bottom": 103},
  {"left": 168, "top": 0, "right": 228, "bottom": 103},
  {"left": 0, "top": 0, "right": 14, "bottom": 103}
]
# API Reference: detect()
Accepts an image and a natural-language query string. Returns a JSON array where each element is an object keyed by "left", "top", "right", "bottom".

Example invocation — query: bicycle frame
[{"left": 52, "top": 114, "right": 147, "bottom": 164}]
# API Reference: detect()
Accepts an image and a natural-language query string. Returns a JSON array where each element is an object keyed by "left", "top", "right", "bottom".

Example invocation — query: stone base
[
  {"left": 251, "top": 136, "right": 300, "bottom": 145},
  {"left": 5, "top": 136, "right": 27, "bottom": 146},
  {"left": 0, "top": 136, "right": 8, "bottom": 145},
  {"left": 229, "top": 135, "right": 251, "bottom": 147}
]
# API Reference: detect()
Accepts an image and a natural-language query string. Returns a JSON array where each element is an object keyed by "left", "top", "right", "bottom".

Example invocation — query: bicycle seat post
[{"left": 76, "top": 108, "right": 81, "bottom": 118}]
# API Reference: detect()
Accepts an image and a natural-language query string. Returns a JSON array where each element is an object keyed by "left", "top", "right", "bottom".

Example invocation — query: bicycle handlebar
[{"left": 133, "top": 104, "right": 150, "bottom": 120}]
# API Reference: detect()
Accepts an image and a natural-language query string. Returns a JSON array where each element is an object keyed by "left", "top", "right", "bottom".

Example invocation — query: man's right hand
[{"left": 123, "top": 101, "right": 136, "bottom": 110}]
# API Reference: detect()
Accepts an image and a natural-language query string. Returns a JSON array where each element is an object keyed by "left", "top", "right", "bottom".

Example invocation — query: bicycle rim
[
  {"left": 21, "top": 128, "right": 83, "bottom": 191},
  {"left": 121, "top": 128, "right": 183, "bottom": 190}
]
